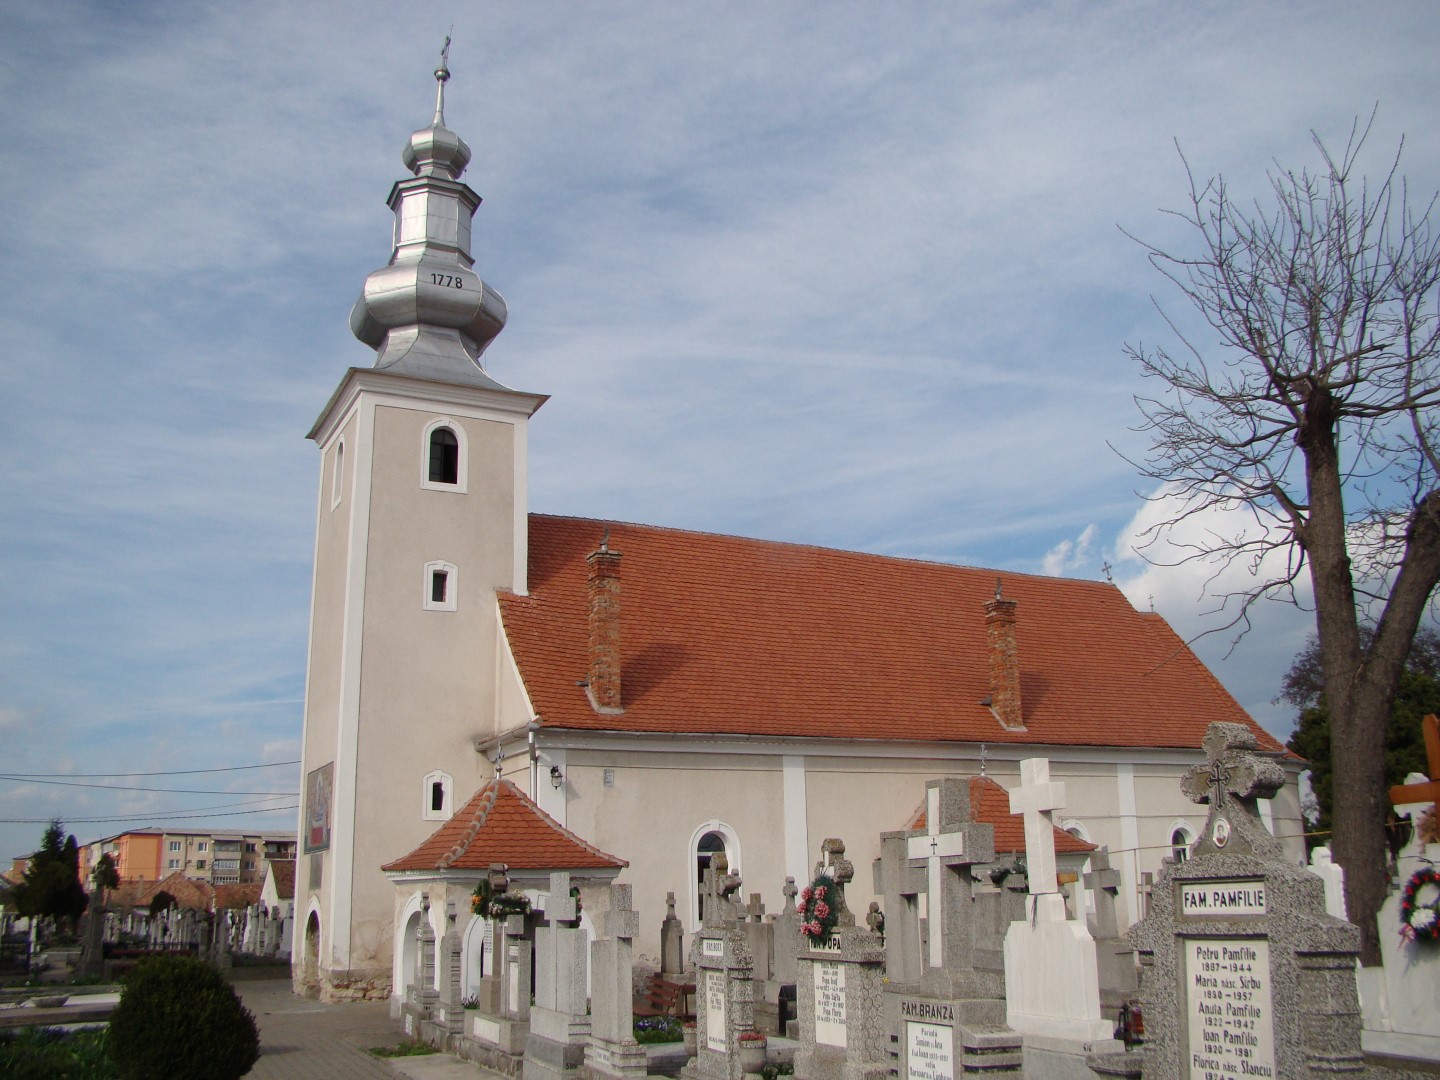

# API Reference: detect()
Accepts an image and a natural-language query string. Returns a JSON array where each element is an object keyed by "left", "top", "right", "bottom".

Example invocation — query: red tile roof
[
  {"left": 215, "top": 882, "right": 263, "bottom": 910},
  {"left": 266, "top": 859, "right": 296, "bottom": 900},
  {"left": 383, "top": 779, "right": 627, "bottom": 873},
  {"left": 138, "top": 872, "right": 215, "bottom": 912},
  {"left": 499, "top": 516, "right": 1284, "bottom": 752},
  {"left": 907, "top": 777, "right": 1096, "bottom": 856}
]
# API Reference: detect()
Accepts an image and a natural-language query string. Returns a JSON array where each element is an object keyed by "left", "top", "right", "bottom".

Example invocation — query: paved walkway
[{"left": 239, "top": 979, "right": 497, "bottom": 1080}]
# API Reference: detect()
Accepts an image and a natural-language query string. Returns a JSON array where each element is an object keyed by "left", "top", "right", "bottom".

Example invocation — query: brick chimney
[
  {"left": 983, "top": 580, "right": 1025, "bottom": 731},
  {"left": 585, "top": 534, "right": 623, "bottom": 714}
]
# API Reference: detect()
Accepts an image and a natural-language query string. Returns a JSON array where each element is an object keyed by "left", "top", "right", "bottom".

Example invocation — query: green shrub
[{"left": 107, "top": 955, "right": 259, "bottom": 1079}]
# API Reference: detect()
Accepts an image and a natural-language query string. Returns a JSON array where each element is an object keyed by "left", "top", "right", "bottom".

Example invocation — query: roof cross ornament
[
  {"left": 1180, "top": 722, "right": 1284, "bottom": 859},
  {"left": 433, "top": 34, "right": 452, "bottom": 125}
]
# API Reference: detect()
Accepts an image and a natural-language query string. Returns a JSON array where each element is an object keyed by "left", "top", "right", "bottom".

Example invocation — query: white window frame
[
  {"left": 421, "top": 418, "right": 468, "bottom": 493},
  {"left": 423, "top": 561, "right": 458, "bottom": 612},
  {"left": 1168, "top": 820, "right": 1197, "bottom": 864},
  {"left": 330, "top": 438, "right": 346, "bottom": 510},
  {"left": 423, "top": 770, "right": 454, "bottom": 821},
  {"left": 687, "top": 820, "right": 742, "bottom": 931}
]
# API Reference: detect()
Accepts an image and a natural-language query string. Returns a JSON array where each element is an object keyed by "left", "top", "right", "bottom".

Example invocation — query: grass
[
  {"left": 0, "top": 1026, "right": 111, "bottom": 1080},
  {"left": 369, "top": 1039, "right": 439, "bottom": 1057}
]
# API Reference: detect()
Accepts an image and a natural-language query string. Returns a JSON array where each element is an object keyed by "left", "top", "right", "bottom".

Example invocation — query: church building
[{"left": 294, "top": 61, "right": 1302, "bottom": 1004}]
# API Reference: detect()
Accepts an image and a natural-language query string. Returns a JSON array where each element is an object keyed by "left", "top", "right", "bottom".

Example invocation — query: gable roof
[
  {"left": 139, "top": 872, "right": 215, "bottom": 912},
  {"left": 906, "top": 777, "right": 1095, "bottom": 857},
  {"left": 215, "top": 882, "right": 263, "bottom": 910},
  {"left": 499, "top": 515, "right": 1284, "bottom": 753},
  {"left": 382, "top": 779, "right": 627, "bottom": 874},
  {"left": 265, "top": 859, "right": 296, "bottom": 900}
]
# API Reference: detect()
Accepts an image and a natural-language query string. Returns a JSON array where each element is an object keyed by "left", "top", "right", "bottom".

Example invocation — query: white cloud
[{"left": 2, "top": 1, "right": 1438, "bottom": 854}]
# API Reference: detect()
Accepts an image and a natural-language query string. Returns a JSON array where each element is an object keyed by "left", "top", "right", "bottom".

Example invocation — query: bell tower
[{"left": 295, "top": 47, "right": 545, "bottom": 1002}]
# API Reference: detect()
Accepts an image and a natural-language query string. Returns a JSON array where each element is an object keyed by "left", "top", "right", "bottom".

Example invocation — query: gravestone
[
  {"left": 1083, "top": 847, "right": 1140, "bottom": 1010},
  {"left": 1305, "top": 847, "right": 1347, "bottom": 921},
  {"left": 661, "top": 891, "right": 686, "bottom": 976},
  {"left": 403, "top": 892, "right": 440, "bottom": 1038},
  {"left": 583, "top": 883, "right": 647, "bottom": 1080},
  {"left": 877, "top": 777, "right": 1021, "bottom": 1077},
  {"left": 793, "top": 839, "right": 888, "bottom": 1080},
  {"left": 471, "top": 881, "right": 534, "bottom": 1066},
  {"left": 433, "top": 899, "right": 464, "bottom": 1035},
  {"left": 1357, "top": 718, "right": 1440, "bottom": 1065},
  {"left": 681, "top": 853, "right": 757, "bottom": 1080},
  {"left": 523, "top": 873, "right": 591, "bottom": 1080},
  {"left": 1122, "top": 722, "right": 1364, "bottom": 1078},
  {"left": 1002, "top": 758, "right": 1121, "bottom": 1076}
]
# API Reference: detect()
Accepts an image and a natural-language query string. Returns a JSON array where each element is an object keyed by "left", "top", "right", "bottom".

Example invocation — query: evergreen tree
[{"left": 12, "top": 819, "right": 89, "bottom": 933}]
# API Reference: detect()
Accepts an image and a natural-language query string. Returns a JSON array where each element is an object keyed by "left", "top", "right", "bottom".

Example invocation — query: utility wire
[
  {"left": 0, "top": 776, "right": 293, "bottom": 795},
  {"left": 0, "top": 805, "right": 299, "bottom": 825},
  {"left": 0, "top": 761, "right": 299, "bottom": 779}
]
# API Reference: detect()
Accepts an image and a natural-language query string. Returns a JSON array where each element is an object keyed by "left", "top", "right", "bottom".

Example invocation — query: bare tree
[{"left": 1124, "top": 116, "right": 1440, "bottom": 964}]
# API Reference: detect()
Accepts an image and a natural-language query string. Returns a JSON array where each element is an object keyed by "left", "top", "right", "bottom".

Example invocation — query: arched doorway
[
  {"left": 688, "top": 822, "right": 741, "bottom": 929},
  {"left": 300, "top": 911, "right": 320, "bottom": 998},
  {"left": 400, "top": 909, "right": 421, "bottom": 997}
]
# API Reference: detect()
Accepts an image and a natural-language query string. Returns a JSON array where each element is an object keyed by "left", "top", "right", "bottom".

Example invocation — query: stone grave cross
[
  {"left": 701, "top": 853, "right": 742, "bottom": 930},
  {"left": 1081, "top": 845, "right": 1123, "bottom": 940},
  {"left": 1007, "top": 757, "right": 1064, "bottom": 896},
  {"left": 1179, "top": 720, "right": 1284, "bottom": 858},
  {"left": 906, "top": 782, "right": 968, "bottom": 967},
  {"left": 814, "top": 838, "right": 854, "bottom": 924}
]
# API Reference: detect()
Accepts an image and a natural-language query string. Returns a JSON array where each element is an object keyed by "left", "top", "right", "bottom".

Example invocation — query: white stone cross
[
  {"left": 908, "top": 783, "right": 967, "bottom": 967},
  {"left": 1008, "top": 758, "right": 1065, "bottom": 896}
]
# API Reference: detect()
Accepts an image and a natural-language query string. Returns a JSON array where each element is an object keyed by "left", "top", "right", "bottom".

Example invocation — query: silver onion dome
[{"left": 350, "top": 43, "right": 509, "bottom": 386}]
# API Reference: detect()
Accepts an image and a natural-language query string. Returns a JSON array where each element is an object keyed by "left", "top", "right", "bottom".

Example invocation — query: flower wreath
[
  {"left": 471, "top": 880, "right": 533, "bottom": 920},
  {"left": 1399, "top": 865, "right": 1440, "bottom": 944},
  {"left": 797, "top": 874, "right": 839, "bottom": 945}
]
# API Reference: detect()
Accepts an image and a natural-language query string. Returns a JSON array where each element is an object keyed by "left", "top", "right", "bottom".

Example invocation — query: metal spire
[{"left": 433, "top": 34, "right": 452, "bottom": 126}]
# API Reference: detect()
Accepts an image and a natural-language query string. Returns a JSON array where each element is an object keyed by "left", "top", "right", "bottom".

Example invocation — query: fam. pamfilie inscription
[
  {"left": 1184, "top": 938, "right": 1274, "bottom": 1078},
  {"left": 1180, "top": 881, "right": 1267, "bottom": 917}
]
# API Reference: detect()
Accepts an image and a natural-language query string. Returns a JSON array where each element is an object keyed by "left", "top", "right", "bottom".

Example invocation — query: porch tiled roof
[{"left": 382, "top": 779, "right": 626, "bottom": 874}]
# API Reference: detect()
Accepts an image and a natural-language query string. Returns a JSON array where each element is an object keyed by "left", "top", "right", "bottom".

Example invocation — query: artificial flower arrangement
[
  {"left": 737, "top": 1031, "right": 767, "bottom": 1043},
  {"left": 797, "top": 875, "right": 839, "bottom": 944},
  {"left": 472, "top": 880, "right": 533, "bottom": 920},
  {"left": 1399, "top": 865, "right": 1440, "bottom": 944}
]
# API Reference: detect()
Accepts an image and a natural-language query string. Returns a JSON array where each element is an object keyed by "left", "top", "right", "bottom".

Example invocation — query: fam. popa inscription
[
  {"left": 1185, "top": 938, "right": 1273, "bottom": 1079},
  {"left": 813, "top": 960, "right": 847, "bottom": 1048}
]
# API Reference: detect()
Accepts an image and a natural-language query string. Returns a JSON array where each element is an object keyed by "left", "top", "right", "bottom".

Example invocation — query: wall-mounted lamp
[{"left": 549, "top": 765, "right": 564, "bottom": 789}]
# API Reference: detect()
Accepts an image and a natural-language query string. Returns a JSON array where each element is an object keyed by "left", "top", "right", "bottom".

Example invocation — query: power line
[
  {"left": 0, "top": 776, "right": 294, "bottom": 795},
  {"left": 0, "top": 760, "right": 300, "bottom": 779},
  {"left": 0, "top": 805, "right": 299, "bottom": 825}
]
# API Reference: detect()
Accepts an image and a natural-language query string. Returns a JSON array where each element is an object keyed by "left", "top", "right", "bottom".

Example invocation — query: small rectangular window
[
  {"left": 431, "top": 781, "right": 445, "bottom": 812},
  {"left": 195, "top": 860, "right": 207, "bottom": 869},
  {"left": 169, "top": 841, "right": 181, "bottom": 852},
  {"left": 198, "top": 842, "right": 208, "bottom": 852},
  {"left": 431, "top": 570, "right": 448, "bottom": 604}
]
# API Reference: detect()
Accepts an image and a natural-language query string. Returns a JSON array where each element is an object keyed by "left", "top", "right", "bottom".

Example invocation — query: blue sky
[{"left": 2, "top": 2, "right": 1437, "bottom": 861}]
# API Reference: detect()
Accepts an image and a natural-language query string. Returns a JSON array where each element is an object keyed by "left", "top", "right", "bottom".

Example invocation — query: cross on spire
[{"left": 1008, "top": 758, "right": 1066, "bottom": 895}]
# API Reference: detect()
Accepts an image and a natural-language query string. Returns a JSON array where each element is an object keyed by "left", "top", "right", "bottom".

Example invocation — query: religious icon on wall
[{"left": 305, "top": 762, "right": 334, "bottom": 853}]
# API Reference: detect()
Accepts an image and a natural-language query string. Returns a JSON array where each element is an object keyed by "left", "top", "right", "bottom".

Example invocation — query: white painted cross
[
  {"left": 907, "top": 783, "right": 967, "bottom": 968},
  {"left": 1008, "top": 758, "right": 1065, "bottom": 896}
]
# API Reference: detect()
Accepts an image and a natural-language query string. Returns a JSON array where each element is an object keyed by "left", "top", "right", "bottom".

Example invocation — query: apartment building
[{"left": 82, "top": 830, "right": 296, "bottom": 886}]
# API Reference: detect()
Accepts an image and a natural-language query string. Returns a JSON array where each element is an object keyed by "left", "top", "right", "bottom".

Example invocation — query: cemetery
[
  {"left": 2, "top": 718, "right": 1438, "bottom": 1078},
  {"left": 373, "top": 719, "right": 1440, "bottom": 1080}
]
